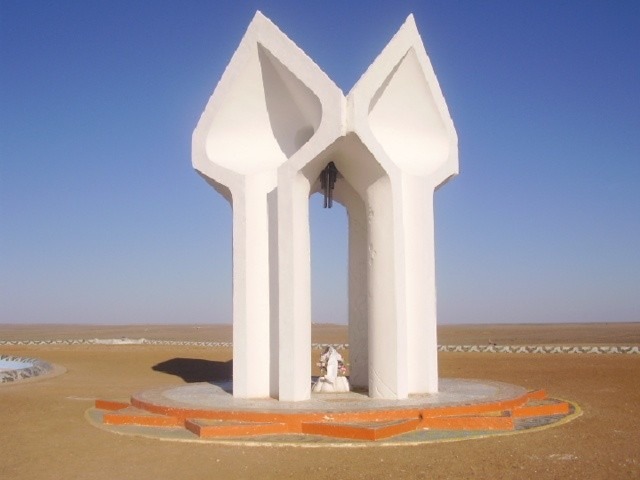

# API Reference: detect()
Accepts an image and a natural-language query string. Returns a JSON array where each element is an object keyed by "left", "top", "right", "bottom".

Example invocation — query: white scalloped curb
[{"left": 1, "top": 339, "right": 638, "bottom": 354}]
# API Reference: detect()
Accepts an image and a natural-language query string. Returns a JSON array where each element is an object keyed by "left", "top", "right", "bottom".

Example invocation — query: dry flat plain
[{"left": 1, "top": 323, "right": 639, "bottom": 480}]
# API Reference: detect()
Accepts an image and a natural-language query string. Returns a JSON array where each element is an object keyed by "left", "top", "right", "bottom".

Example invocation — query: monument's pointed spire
[
  {"left": 192, "top": 11, "right": 344, "bottom": 189},
  {"left": 347, "top": 13, "right": 458, "bottom": 184}
]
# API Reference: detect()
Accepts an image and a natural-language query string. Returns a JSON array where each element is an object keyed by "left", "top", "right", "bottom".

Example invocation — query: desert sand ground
[{"left": 1, "top": 323, "right": 639, "bottom": 480}]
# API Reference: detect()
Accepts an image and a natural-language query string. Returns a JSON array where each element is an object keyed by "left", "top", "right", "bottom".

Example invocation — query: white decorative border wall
[
  {"left": 1, "top": 339, "right": 638, "bottom": 354},
  {"left": 0, "top": 354, "right": 54, "bottom": 383},
  {"left": 437, "top": 345, "right": 640, "bottom": 354}
]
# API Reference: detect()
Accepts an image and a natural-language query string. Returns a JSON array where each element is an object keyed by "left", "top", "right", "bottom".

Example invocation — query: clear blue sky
[{"left": 1, "top": 1, "right": 638, "bottom": 325}]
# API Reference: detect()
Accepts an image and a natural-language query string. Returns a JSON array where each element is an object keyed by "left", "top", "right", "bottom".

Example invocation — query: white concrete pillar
[
  {"left": 267, "top": 189, "right": 280, "bottom": 398},
  {"left": 366, "top": 175, "right": 409, "bottom": 399},
  {"left": 402, "top": 175, "right": 438, "bottom": 394},
  {"left": 278, "top": 172, "right": 312, "bottom": 401},
  {"left": 342, "top": 186, "right": 369, "bottom": 389},
  {"left": 230, "top": 174, "right": 273, "bottom": 398}
]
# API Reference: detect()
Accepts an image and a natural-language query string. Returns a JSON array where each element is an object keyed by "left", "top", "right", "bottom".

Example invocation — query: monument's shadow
[{"left": 152, "top": 358, "right": 232, "bottom": 383}]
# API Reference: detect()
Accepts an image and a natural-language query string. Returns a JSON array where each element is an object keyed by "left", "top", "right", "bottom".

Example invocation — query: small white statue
[{"left": 312, "top": 346, "right": 350, "bottom": 393}]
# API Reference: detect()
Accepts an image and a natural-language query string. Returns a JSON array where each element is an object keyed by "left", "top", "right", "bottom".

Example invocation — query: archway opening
[
  {"left": 309, "top": 189, "right": 349, "bottom": 386},
  {"left": 309, "top": 192, "right": 348, "bottom": 327}
]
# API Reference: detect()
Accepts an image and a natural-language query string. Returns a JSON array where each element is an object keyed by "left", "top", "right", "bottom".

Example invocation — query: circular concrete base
[
  {"left": 134, "top": 378, "right": 526, "bottom": 412},
  {"left": 88, "top": 378, "right": 581, "bottom": 446}
]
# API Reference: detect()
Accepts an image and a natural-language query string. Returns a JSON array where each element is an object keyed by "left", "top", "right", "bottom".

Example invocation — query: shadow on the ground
[{"left": 152, "top": 358, "right": 232, "bottom": 383}]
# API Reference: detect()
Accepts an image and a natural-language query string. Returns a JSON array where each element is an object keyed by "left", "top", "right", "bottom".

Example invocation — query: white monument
[
  {"left": 313, "top": 346, "right": 350, "bottom": 393},
  {"left": 192, "top": 12, "right": 458, "bottom": 401}
]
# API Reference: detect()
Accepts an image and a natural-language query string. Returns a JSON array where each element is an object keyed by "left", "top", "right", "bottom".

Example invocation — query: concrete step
[
  {"left": 302, "top": 418, "right": 421, "bottom": 441},
  {"left": 185, "top": 418, "right": 289, "bottom": 438},
  {"left": 102, "top": 406, "right": 183, "bottom": 427},
  {"left": 421, "top": 412, "right": 515, "bottom": 430}
]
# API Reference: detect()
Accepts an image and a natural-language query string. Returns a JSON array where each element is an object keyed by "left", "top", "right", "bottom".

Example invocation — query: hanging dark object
[{"left": 320, "top": 162, "right": 338, "bottom": 208}]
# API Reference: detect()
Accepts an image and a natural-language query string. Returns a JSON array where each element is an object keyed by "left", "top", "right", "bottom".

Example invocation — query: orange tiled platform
[{"left": 93, "top": 379, "right": 575, "bottom": 442}]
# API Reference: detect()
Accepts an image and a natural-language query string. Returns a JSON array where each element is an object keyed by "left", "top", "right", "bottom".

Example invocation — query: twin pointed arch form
[
  {"left": 192, "top": 11, "right": 459, "bottom": 402},
  {"left": 348, "top": 14, "right": 459, "bottom": 186}
]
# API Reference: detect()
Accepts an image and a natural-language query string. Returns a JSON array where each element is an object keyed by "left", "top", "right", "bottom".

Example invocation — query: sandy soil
[{"left": 1, "top": 323, "right": 639, "bottom": 480}]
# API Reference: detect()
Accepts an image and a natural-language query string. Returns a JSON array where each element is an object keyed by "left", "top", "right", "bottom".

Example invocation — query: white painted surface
[
  {"left": 193, "top": 12, "right": 458, "bottom": 401},
  {"left": 312, "top": 376, "right": 350, "bottom": 393},
  {"left": 0, "top": 360, "right": 33, "bottom": 369}
]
